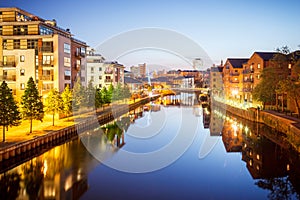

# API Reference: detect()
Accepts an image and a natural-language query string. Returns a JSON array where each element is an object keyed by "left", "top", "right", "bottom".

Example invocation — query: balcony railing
[
  {"left": 0, "top": 61, "right": 16, "bottom": 67},
  {"left": 40, "top": 75, "right": 54, "bottom": 81},
  {"left": 0, "top": 75, "right": 16, "bottom": 81},
  {"left": 42, "top": 61, "right": 54, "bottom": 67},
  {"left": 230, "top": 72, "right": 240, "bottom": 76},
  {"left": 242, "top": 69, "right": 254, "bottom": 74},
  {"left": 75, "top": 51, "right": 86, "bottom": 58},
  {"left": 230, "top": 80, "right": 239, "bottom": 83},
  {"left": 105, "top": 79, "right": 113, "bottom": 83},
  {"left": 39, "top": 46, "right": 54, "bottom": 53},
  {"left": 243, "top": 79, "right": 253, "bottom": 83},
  {"left": 243, "top": 88, "right": 253, "bottom": 92}
]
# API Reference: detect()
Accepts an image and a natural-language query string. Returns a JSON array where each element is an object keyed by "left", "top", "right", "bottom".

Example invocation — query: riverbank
[
  {"left": 212, "top": 100, "right": 300, "bottom": 152},
  {"left": 0, "top": 95, "right": 160, "bottom": 163}
]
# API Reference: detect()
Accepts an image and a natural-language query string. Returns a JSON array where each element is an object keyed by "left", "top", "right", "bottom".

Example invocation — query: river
[{"left": 1, "top": 93, "right": 300, "bottom": 200}]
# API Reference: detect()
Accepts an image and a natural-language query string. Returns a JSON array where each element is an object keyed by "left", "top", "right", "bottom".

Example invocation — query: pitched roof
[
  {"left": 227, "top": 58, "right": 249, "bottom": 68},
  {"left": 255, "top": 52, "right": 278, "bottom": 61}
]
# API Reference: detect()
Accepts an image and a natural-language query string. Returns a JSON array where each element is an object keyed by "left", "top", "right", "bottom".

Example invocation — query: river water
[{"left": 1, "top": 93, "right": 300, "bottom": 200}]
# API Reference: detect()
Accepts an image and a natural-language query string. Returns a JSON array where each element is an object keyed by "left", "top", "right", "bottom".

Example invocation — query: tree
[
  {"left": 72, "top": 78, "right": 85, "bottom": 110},
  {"left": 61, "top": 84, "right": 73, "bottom": 119},
  {"left": 21, "top": 77, "right": 44, "bottom": 133},
  {"left": 112, "top": 83, "right": 122, "bottom": 101},
  {"left": 277, "top": 79, "right": 300, "bottom": 114},
  {"left": 252, "top": 67, "right": 278, "bottom": 109},
  {"left": 107, "top": 84, "right": 114, "bottom": 104},
  {"left": 95, "top": 88, "right": 104, "bottom": 109},
  {"left": 0, "top": 81, "right": 21, "bottom": 142},
  {"left": 44, "top": 88, "right": 63, "bottom": 126},
  {"left": 85, "top": 80, "right": 96, "bottom": 108}
]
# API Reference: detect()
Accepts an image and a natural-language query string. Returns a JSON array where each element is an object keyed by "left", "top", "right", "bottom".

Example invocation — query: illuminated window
[
  {"left": 20, "top": 69, "right": 25, "bottom": 76},
  {"left": 20, "top": 55, "right": 25, "bottom": 62},
  {"left": 257, "top": 75, "right": 260, "bottom": 79},
  {"left": 257, "top": 64, "right": 260, "bottom": 69},
  {"left": 64, "top": 57, "right": 71, "bottom": 67},
  {"left": 288, "top": 64, "right": 292, "bottom": 69},
  {"left": 20, "top": 83, "right": 25, "bottom": 90}
]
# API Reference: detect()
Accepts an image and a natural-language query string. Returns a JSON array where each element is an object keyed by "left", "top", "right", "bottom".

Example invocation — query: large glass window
[
  {"left": 42, "top": 41, "right": 53, "bottom": 52},
  {"left": 0, "top": 26, "right": 2, "bottom": 35},
  {"left": 64, "top": 43, "right": 70, "bottom": 54},
  {"left": 39, "top": 25, "right": 54, "bottom": 35}
]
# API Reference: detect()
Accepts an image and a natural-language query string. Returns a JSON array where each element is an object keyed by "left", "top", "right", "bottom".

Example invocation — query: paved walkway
[{"left": 0, "top": 98, "right": 143, "bottom": 150}]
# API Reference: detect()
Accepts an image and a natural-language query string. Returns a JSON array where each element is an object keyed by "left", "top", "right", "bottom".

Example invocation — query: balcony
[
  {"left": 230, "top": 80, "right": 239, "bottom": 84},
  {"left": 230, "top": 72, "right": 240, "bottom": 76},
  {"left": 242, "top": 69, "right": 254, "bottom": 74},
  {"left": 243, "top": 88, "right": 253, "bottom": 92},
  {"left": 39, "top": 46, "right": 54, "bottom": 53},
  {"left": 40, "top": 75, "right": 54, "bottom": 81},
  {"left": 0, "top": 75, "right": 16, "bottom": 81},
  {"left": 42, "top": 61, "right": 54, "bottom": 67},
  {"left": 0, "top": 61, "right": 16, "bottom": 68},
  {"left": 243, "top": 79, "right": 253, "bottom": 83},
  {"left": 75, "top": 51, "right": 86, "bottom": 58}
]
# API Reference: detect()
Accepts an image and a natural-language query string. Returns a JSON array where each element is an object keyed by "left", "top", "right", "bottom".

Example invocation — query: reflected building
[{"left": 1, "top": 138, "right": 98, "bottom": 200}]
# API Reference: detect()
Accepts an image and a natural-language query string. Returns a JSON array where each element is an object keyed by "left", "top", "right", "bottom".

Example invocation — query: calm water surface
[{"left": 1, "top": 94, "right": 300, "bottom": 200}]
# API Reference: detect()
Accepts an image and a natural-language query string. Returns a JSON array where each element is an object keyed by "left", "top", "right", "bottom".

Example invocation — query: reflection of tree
[
  {"left": 23, "top": 161, "right": 44, "bottom": 200},
  {"left": 255, "top": 176, "right": 299, "bottom": 200},
  {"left": 0, "top": 172, "right": 21, "bottom": 199}
]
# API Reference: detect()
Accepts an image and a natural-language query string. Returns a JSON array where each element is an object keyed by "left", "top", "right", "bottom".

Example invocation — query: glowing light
[
  {"left": 244, "top": 126, "right": 249, "bottom": 134},
  {"left": 256, "top": 154, "right": 260, "bottom": 160},
  {"left": 43, "top": 160, "right": 48, "bottom": 177}
]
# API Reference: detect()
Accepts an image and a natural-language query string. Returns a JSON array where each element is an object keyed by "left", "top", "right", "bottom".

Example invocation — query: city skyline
[{"left": 1, "top": 0, "right": 300, "bottom": 69}]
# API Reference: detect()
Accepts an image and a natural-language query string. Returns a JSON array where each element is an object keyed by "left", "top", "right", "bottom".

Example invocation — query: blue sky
[{"left": 1, "top": 0, "right": 300, "bottom": 69}]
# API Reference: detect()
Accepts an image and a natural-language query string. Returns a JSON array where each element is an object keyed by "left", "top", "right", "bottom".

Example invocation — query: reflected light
[{"left": 43, "top": 160, "right": 48, "bottom": 177}]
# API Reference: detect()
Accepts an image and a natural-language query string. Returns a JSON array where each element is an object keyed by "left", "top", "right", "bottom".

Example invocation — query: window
[
  {"left": 20, "top": 83, "right": 25, "bottom": 90},
  {"left": 99, "top": 76, "right": 102, "bottom": 80},
  {"left": 288, "top": 63, "right": 292, "bottom": 69},
  {"left": 43, "top": 55, "right": 54, "bottom": 65},
  {"left": 80, "top": 47, "right": 86, "bottom": 56},
  {"left": 13, "top": 25, "right": 28, "bottom": 35},
  {"left": 99, "top": 67, "right": 102, "bottom": 71},
  {"left": 91, "top": 76, "right": 94, "bottom": 81},
  {"left": 20, "top": 55, "right": 25, "bottom": 62},
  {"left": 14, "top": 40, "right": 20, "bottom": 49},
  {"left": 0, "top": 26, "right": 2, "bottom": 35},
  {"left": 39, "top": 25, "right": 54, "bottom": 35},
  {"left": 257, "top": 64, "right": 261, "bottom": 69},
  {"left": 27, "top": 39, "right": 38, "bottom": 49},
  {"left": 42, "top": 41, "right": 53, "bottom": 52},
  {"left": 20, "top": 69, "right": 25, "bottom": 76},
  {"left": 3, "top": 39, "right": 7, "bottom": 49},
  {"left": 64, "top": 57, "right": 71, "bottom": 67},
  {"left": 64, "top": 70, "right": 71, "bottom": 80},
  {"left": 91, "top": 67, "right": 94, "bottom": 73},
  {"left": 64, "top": 43, "right": 70, "bottom": 54},
  {"left": 257, "top": 74, "right": 260, "bottom": 79}
]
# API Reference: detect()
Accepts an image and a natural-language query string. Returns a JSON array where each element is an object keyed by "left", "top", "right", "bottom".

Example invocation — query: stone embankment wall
[{"left": 212, "top": 100, "right": 300, "bottom": 151}]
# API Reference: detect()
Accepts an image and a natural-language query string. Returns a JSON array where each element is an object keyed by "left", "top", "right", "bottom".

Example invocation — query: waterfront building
[
  {"left": 0, "top": 7, "right": 87, "bottom": 100},
  {"left": 222, "top": 58, "right": 248, "bottom": 104},
  {"left": 86, "top": 48, "right": 125, "bottom": 88},
  {"left": 210, "top": 65, "right": 224, "bottom": 99}
]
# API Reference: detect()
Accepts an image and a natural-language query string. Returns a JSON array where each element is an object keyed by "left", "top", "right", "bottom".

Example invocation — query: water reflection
[
  {"left": 212, "top": 105, "right": 300, "bottom": 199},
  {"left": 1, "top": 93, "right": 300, "bottom": 199},
  {"left": 0, "top": 139, "right": 99, "bottom": 199}
]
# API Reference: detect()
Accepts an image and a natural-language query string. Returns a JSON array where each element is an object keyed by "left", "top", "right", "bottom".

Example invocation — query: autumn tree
[
  {"left": 61, "top": 84, "right": 73, "bottom": 119},
  {"left": 21, "top": 77, "right": 44, "bottom": 133},
  {"left": 0, "top": 81, "right": 21, "bottom": 142},
  {"left": 45, "top": 88, "right": 63, "bottom": 126}
]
